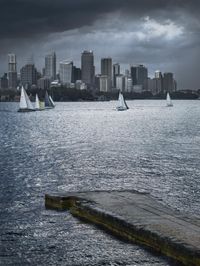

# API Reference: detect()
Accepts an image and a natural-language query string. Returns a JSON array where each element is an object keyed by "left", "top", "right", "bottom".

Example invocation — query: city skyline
[{"left": 0, "top": 1, "right": 200, "bottom": 89}]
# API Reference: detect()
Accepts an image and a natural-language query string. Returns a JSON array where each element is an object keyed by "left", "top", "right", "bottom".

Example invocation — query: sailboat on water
[
  {"left": 166, "top": 92, "right": 173, "bottom": 107},
  {"left": 35, "top": 94, "right": 45, "bottom": 111},
  {"left": 18, "top": 86, "right": 35, "bottom": 112},
  {"left": 44, "top": 91, "right": 55, "bottom": 109},
  {"left": 116, "top": 92, "right": 129, "bottom": 111}
]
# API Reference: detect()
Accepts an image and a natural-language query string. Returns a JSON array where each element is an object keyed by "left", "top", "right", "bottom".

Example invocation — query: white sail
[
  {"left": 19, "top": 86, "right": 28, "bottom": 109},
  {"left": 49, "top": 95, "right": 55, "bottom": 107},
  {"left": 116, "top": 92, "right": 128, "bottom": 111},
  {"left": 24, "top": 89, "right": 34, "bottom": 110},
  {"left": 35, "top": 94, "right": 40, "bottom": 109},
  {"left": 166, "top": 93, "right": 173, "bottom": 107}
]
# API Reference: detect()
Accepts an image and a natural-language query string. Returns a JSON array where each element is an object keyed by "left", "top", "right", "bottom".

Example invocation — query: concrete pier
[{"left": 45, "top": 190, "right": 200, "bottom": 266}]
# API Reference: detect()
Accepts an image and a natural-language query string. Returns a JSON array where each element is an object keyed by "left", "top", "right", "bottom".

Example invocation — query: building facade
[
  {"left": 20, "top": 64, "right": 38, "bottom": 88},
  {"left": 59, "top": 61, "right": 73, "bottom": 85},
  {"left": 45, "top": 52, "right": 56, "bottom": 80},
  {"left": 101, "top": 58, "right": 112, "bottom": 91},
  {"left": 8, "top": 54, "right": 17, "bottom": 89},
  {"left": 81, "top": 50, "right": 95, "bottom": 88},
  {"left": 113, "top": 63, "right": 120, "bottom": 88}
]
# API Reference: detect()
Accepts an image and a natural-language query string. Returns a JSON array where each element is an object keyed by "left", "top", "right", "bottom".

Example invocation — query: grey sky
[{"left": 0, "top": 0, "right": 200, "bottom": 89}]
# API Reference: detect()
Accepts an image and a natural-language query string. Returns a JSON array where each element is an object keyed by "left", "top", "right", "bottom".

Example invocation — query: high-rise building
[
  {"left": 45, "top": 52, "right": 56, "bottom": 80},
  {"left": 0, "top": 73, "right": 8, "bottom": 89},
  {"left": 20, "top": 64, "right": 38, "bottom": 88},
  {"left": 101, "top": 58, "right": 112, "bottom": 91},
  {"left": 163, "top": 72, "right": 174, "bottom": 93},
  {"left": 72, "top": 66, "right": 81, "bottom": 83},
  {"left": 130, "top": 66, "right": 137, "bottom": 86},
  {"left": 125, "top": 76, "right": 132, "bottom": 92},
  {"left": 59, "top": 61, "right": 73, "bottom": 85},
  {"left": 130, "top": 65, "right": 148, "bottom": 90},
  {"left": 137, "top": 65, "right": 148, "bottom": 90},
  {"left": 37, "top": 77, "right": 50, "bottom": 90},
  {"left": 81, "top": 50, "right": 95, "bottom": 88},
  {"left": 8, "top": 54, "right": 17, "bottom": 89},
  {"left": 113, "top": 63, "right": 120, "bottom": 88},
  {"left": 99, "top": 75, "right": 109, "bottom": 92},
  {"left": 116, "top": 74, "right": 125, "bottom": 92}
]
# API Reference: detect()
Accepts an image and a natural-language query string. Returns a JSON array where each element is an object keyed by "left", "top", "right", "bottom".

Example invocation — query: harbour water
[{"left": 0, "top": 100, "right": 200, "bottom": 265}]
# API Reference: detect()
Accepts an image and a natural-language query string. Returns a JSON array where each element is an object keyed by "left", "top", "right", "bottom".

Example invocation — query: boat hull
[
  {"left": 18, "top": 109, "right": 36, "bottom": 112},
  {"left": 116, "top": 107, "right": 128, "bottom": 111}
]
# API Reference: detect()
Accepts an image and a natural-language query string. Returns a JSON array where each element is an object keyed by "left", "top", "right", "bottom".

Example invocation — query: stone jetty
[{"left": 45, "top": 190, "right": 200, "bottom": 266}]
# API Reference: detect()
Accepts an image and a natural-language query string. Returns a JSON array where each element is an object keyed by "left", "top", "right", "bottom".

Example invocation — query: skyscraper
[
  {"left": 81, "top": 50, "right": 95, "bottom": 88},
  {"left": 8, "top": 54, "right": 17, "bottom": 89},
  {"left": 130, "top": 66, "right": 137, "bottom": 86},
  {"left": 113, "top": 63, "right": 120, "bottom": 88},
  {"left": 59, "top": 61, "right": 73, "bottom": 84},
  {"left": 20, "top": 64, "right": 38, "bottom": 88},
  {"left": 45, "top": 52, "right": 56, "bottom": 80},
  {"left": 163, "top": 73, "right": 174, "bottom": 93},
  {"left": 130, "top": 64, "right": 148, "bottom": 90},
  {"left": 137, "top": 65, "right": 148, "bottom": 90},
  {"left": 101, "top": 58, "right": 112, "bottom": 91}
]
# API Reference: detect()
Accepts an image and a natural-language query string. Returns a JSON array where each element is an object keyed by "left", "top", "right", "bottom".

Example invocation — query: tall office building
[
  {"left": 8, "top": 54, "right": 17, "bottom": 89},
  {"left": 73, "top": 66, "right": 81, "bottom": 83},
  {"left": 99, "top": 75, "right": 109, "bottom": 92},
  {"left": 113, "top": 63, "right": 120, "bottom": 88},
  {"left": 59, "top": 61, "right": 73, "bottom": 84},
  {"left": 116, "top": 74, "right": 125, "bottom": 92},
  {"left": 137, "top": 65, "right": 148, "bottom": 90},
  {"left": 20, "top": 64, "right": 38, "bottom": 88},
  {"left": 163, "top": 73, "right": 174, "bottom": 93},
  {"left": 0, "top": 73, "right": 8, "bottom": 89},
  {"left": 81, "top": 50, "right": 95, "bottom": 88},
  {"left": 45, "top": 52, "right": 56, "bottom": 80},
  {"left": 101, "top": 58, "right": 112, "bottom": 91},
  {"left": 130, "top": 64, "right": 148, "bottom": 90}
]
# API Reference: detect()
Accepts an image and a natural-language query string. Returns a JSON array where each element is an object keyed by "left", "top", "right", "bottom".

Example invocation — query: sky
[{"left": 0, "top": 0, "right": 200, "bottom": 89}]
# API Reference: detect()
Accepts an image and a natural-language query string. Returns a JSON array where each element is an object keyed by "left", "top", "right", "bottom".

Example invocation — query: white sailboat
[
  {"left": 18, "top": 86, "right": 35, "bottom": 112},
  {"left": 116, "top": 92, "right": 129, "bottom": 111},
  {"left": 35, "top": 94, "right": 44, "bottom": 111},
  {"left": 44, "top": 91, "right": 55, "bottom": 109},
  {"left": 49, "top": 95, "right": 55, "bottom": 108},
  {"left": 166, "top": 93, "right": 173, "bottom": 107}
]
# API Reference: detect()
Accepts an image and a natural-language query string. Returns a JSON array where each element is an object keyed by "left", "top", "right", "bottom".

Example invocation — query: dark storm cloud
[{"left": 0, "top": 0, "right": 200, "bottom": 39}]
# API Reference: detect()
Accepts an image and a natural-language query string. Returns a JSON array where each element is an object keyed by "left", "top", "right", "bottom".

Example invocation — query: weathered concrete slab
[{"left": 45, "top": 190, "right": 200, "bottom": 266}]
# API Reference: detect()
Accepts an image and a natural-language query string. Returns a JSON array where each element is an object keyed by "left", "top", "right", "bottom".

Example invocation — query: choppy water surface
[{"left": 0, "top": 100, "right": 200, "bottom": 265}]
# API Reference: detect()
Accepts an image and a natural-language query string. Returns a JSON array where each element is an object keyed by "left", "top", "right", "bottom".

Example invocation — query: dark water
[{"left": 0, "top": 100, "right": 200, "bottom": 265}]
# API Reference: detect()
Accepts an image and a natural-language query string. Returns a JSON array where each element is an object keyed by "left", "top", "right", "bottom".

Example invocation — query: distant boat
[
  {"left": 35, "top": 94, "right": 44, "bottom": 111},
  {"left": 166, "top": 93, "right": 173, "bottom": 107},
  {"left": 44, "top": 91, "right": 55, "bottom": 109},
  {"left": 116, "top": 92, "right": 129, "bottom": 111},
  {"left": 18, "top": 86, "right": 35, "bottom": 112}
]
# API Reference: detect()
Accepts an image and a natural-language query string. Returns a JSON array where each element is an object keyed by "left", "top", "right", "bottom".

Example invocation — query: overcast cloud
[{"left": 0, "top": 0, "right": 200, "bottom": 89}]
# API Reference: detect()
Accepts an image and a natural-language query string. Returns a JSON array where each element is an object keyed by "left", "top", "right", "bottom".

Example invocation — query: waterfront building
[
  {"left": 0, "top": 73, "right": 8, "bottom": 89},
  {"left": 130, "top": 64, "right": 148, "bottom": 90},
  {"left": 73, "top": 66, "right": 81, "bottom": 83},
  {"left": 163, "top": 72, "right": 175, "bottom": 93},
  {"left": 45, "top": 52, "right": 56, "bottom": 81},
  {"left": 59, "top": 61, "right": 73, "bottom": 85},
  {"left": 133, "top": 85, "right": 143, "bottom": 93},
  {"left": 113, "top": 63, "right": 120, "bottom": 88},
  {"left": 20, "top": 63, "right": 38, "bottom": 88},
  {"left": 116, "top": 74, "right": 125, "bottom": 92},
  {"left": 125, "top": 76, "right": 133, "bottom": 92},
  {"left": 81, "top": 50, "right": 95, "bottom": 88},
  {"left": 130, "top": 66, "right": 137, "bottom": 86},
  {"left": 8, "top": 53, "right": 17, "bottom": 89},
  {"left": 99, "top": 75, "right": 109, "bottom": 92},
  {"left": 37, "top": 77, "right": 50, "bottom": 90},
  {"left": 101, "top": 58, "right": 112, "bottom": 91}
]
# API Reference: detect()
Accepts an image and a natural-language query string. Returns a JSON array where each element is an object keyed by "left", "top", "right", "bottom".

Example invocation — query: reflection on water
[{"left": 0, "top": 100, "right": 200, "bottom": 265}]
